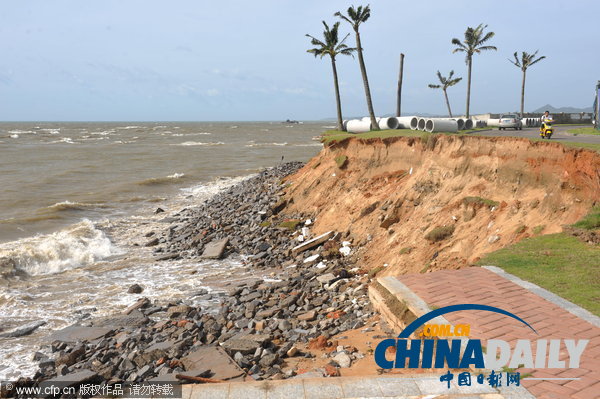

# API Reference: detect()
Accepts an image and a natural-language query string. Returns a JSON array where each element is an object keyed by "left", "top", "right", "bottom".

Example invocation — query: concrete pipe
[
  {"left": 396, "top": 116, "right": 418, "bottom": 130},
  {"left": 521, "top": 118, "right": 527, "bottom": 127},
  {"left": 487, "top": 118, "right": 500, "bottom": 127},
  {"left": 342, "top": 120, "right": 349, "bottom": 131},
  {"left": 464, "top": 119, "right": 474, "bottom": 130},
  {"left": 425, "top": 118, "right": 458, "bottom": 133},
  {"left": 378, "top": 117, "right": 399, "bottom": 130},
  {"left": 346, "top": 119, "right": 372, "bottom": 133},
  {"left": 417, "top": 118, "right": 427, "bottom": 131}
]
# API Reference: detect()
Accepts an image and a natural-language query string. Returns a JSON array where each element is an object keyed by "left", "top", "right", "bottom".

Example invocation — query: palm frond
[
  {"left": 528, "top": 55, "right": 546, "bottom": 66},
  {"left": 428, "top": 84, "right": 441, "bottom": 89}
]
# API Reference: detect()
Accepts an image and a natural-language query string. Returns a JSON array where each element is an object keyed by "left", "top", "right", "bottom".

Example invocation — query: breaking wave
[
  {"left": 41, "top": 201, "right": 107, "bottom": 213},
  {"left": 0, "top": 220, "right": 119, "bottom": 277},
  {"left": 173, "top": 141, "right": 225, "bottom": 146},
  {"left": 137, "top": 173, "right": 186, "bottom": 186}
]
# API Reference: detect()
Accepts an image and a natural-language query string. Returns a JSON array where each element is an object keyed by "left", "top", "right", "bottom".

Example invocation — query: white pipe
[
  {"left": 417, "top": 118, "right": 426, "bottom": 131},
  {"left": 346, "top": 119, "right": 372, "bottom": 133},
  {"left": 463, "top": 119, "right": 474, "bottom": 130},
  {"left": 455, "top": 118, "right": 465, "bottom": 130},
  {"left": 425, "top": 119, "right": 459, "bottom": 133},
  {"left": 342, "top": 120, "right": 349, "bottom": 131},
  {"left": 487, "top": 118, "right": 500, "bottom": 127},
  {"left": 396, "top": 116, "right": 418, "bottom": 130},
  {"left": 378, "top": 117, "right": 399, "bottom": 130}
]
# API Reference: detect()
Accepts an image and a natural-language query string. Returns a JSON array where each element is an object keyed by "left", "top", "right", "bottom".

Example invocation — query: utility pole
[{"left": 396, "top": 53, "right": 405, "bottom": 117}]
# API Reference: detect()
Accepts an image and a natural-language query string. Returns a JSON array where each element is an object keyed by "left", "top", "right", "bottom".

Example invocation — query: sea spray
[{"left": 0, "top": 219, "right": 120, "bottom": 276}]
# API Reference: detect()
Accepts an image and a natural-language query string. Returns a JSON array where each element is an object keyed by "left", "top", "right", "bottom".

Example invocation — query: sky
[{"left": 0, "top": 0, "right": 598, "bottom": 121}]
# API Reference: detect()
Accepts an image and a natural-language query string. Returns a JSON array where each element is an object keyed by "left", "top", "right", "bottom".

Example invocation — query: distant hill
[{"left": 532, "top": 104, "right": 593, "bottom": 113}]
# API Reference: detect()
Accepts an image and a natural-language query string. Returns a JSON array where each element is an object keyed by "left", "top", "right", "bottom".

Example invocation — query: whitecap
[
  {"left": 173, "top": 141, "right": 225, "bottom": 146},
  {"left": 0, "top": 220, "right": 121, "bottom": 276}
]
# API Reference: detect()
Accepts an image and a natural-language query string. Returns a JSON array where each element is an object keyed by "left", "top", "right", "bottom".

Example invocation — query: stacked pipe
[
  {"left": 424, "top": 119, "right": 458, "bottom": 133},
  {"left": 396, "top": 116, "right": 419, "bottom": 130},
  {"left": 344, "top": 116, "right": 401, "bottom": 133}
]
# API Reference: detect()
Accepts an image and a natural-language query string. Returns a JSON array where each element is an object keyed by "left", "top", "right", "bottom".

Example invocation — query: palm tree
[
  {"left": 451, "top": 24, "right": 497, "bottom": 118},
  {"left": 306, "top": 21, "right": 356, "bottom": 131},
  {"left": 509, "top": 51, "right": 546, "bottom": 117},
  {"left": 335, "top": 5, "right": 379, "bottom": 130},
  {"left": 428, "top": 70, "right": 462, "bottom": 117}
]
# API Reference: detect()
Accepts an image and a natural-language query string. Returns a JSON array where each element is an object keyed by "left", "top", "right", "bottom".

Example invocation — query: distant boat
[{"left": 282, "top": 119, "right": 301, "bottom": 124}]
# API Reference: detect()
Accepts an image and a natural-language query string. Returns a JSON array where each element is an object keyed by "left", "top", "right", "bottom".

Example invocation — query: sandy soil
[{"left": 283, "top": 135, "right": 600, "bottom": 276}]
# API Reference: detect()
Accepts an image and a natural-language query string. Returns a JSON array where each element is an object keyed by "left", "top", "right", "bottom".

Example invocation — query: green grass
[
  {"left": 334, "top": 155, "right": 348, "bottom": 168},
  {"left": 277, "top": 220, "right": 301, "bottom": 230},
  {"left": 425, "top": 225, "right": 455, "bottom": 242},
  {"left": 320, "top": 128, "right": 487, "bottom": 144},
  {"left": 462, "top": 196, "right": 499, "bottom": 208},
  {"left": 527, "top": 138, "right": 600, "bottom": 153},
  {"left": 572, "top": 206, "right": 600, "bottom": 230},
  {"left": 477, "top": 233, "right": 600, "bottom": 315},
  {"left": 567, "top": 127, "right": 600, "bottom": 136}
]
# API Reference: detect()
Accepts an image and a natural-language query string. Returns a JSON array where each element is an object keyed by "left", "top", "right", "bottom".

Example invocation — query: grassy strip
[
  {"left": 559, "top": 141, "right": 600, "bottom": 153},
  {"left": 567, "top": 127, "right": 600, "bottom": 136},
  {"left": 477, "top": 233, "right": 600, "bottom": 315},
  {"left": 320, "top": 128, "right": 488, "bottom": 144},
  {"left": 572, "top": 206, "right": 600, "bottom": 230}
]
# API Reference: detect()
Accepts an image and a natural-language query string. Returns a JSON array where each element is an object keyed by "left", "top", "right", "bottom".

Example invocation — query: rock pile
[{"left": 17, "top": 162, "right": 374, "bottom": 391}]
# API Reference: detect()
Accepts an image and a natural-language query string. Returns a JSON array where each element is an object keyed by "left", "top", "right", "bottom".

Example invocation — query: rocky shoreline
[{"left": 6, "top": 162, "right": 375, "bottom": 394}]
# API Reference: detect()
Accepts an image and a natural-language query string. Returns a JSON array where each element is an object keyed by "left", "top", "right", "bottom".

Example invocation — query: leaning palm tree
[
  {"left": 335, "top": 5, "right": 379, "bottom": 130},
  {"left": 451, "top": 24, "right": 497, "bottom": 118},
  {"left": 509, "top": 51, "right": 546, "bottom": 117},
  {"left": 306, "top": 21, "right": 356, "bottom": 131},
  {"left": 428, "top": 70, "right": 462, "bottom": 117}
]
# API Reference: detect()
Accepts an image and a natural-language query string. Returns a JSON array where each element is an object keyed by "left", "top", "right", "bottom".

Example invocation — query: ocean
[{"left": 0, "top": 121, "right": 326, "bottom": 379}]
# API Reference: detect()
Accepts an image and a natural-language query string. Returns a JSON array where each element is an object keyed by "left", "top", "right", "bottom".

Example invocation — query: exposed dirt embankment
[{"left": 284, "top": 135, "right": 600, "bottom": 275}]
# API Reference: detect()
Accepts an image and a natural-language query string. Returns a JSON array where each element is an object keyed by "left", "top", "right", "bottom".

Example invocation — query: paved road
[{"left": 467, "top": 125, "right": 600, "bottom": 145}]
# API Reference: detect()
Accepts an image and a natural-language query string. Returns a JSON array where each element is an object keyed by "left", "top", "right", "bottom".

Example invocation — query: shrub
[
  {"left": 334, "top": 155, "right": 348, "bottom": 169},
  {"left": 572, "top": 206, "right": 600, "bottom": 230},
  {"left": 425, "top": 225, "right": 455, "bottom": 242},
  {"left": 462, "top": 196, "right": 499, "bottom": 208},
  {"left": 278, "top": 220, "right": 301, "bottom": 230}
]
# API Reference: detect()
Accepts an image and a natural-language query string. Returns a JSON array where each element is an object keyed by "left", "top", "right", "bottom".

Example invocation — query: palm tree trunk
[
  {"left": 466, "top": 55, "right": 472, "bottom": 119},
  {"left": 355, "top": 31, "right": 379, "bottom": 130},
  {"left": 520, "top": 69, "right": 527, "bottom": 117},
  {"left": 330, "top": 56, "right": 344, "bottom": 131},
  {"left": 443, "top": 89, "right": 452, "bottom": 117}
]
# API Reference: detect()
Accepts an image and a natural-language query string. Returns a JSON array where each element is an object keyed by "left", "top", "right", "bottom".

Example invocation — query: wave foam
[
  {"left": 137, "top": 173, "right": 186, "bottom": 186},
  {"left": 42, "top": 201, "right": 106, "bottom": 213},
  {"left": 174, "top": 141, "right": 225, "bottom": 147},
  {"left": 0, "top": 220, "right": 119, "bottom": 277}
]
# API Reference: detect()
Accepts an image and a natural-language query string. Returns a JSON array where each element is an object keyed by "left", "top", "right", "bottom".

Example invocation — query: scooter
[{"left": 540, "top": 118, "right": 554, "bottom": 139}]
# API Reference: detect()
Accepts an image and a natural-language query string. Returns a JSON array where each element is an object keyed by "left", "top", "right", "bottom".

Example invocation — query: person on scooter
[
  {"left": 541, "top": 110, "right": 553, "bottom": 123},
  {"left": 540, "top": 110, "right": 554, "bottom": 138}
]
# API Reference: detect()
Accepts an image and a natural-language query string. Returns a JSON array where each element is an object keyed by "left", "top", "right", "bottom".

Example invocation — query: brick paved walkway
[{"left": 398, "top": 267, "right": 600, "bottom": 399}]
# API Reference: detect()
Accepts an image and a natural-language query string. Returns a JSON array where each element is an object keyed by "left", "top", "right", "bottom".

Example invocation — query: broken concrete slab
[
  {"left": 0, "top": 320, "right": 46, "bottom": 338},
  {"left": 122, "top": 297, "right": 150, "bottom": 315},
  {"left": 201, "top": 238, "right": 229, "bottom": 259},
  {"left": 221, "top": 339, "right": 261, "bottom": 355},
  {"left": 92, "top": 310, "right": 150, "bottom": 328},
  {"left": 45, "top": 325, "right": 113, "bottom": 343},
  {"left": 316, "top": 273, "right": 337, "bottom": 285},
  {"left": 180, "top": 346, "right": 245, "bottom": 381},
  {"left": 42, "top": 369, "right": 101, "bottom": 387},
  {"left": 292, "top": 231, "right": 335, "bottom": 254},
  {"left": 297, "top": 310, "right": 316, "bottom": 321}
]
